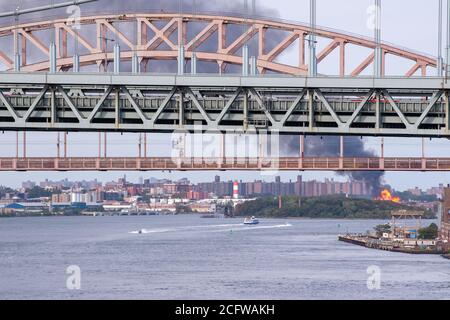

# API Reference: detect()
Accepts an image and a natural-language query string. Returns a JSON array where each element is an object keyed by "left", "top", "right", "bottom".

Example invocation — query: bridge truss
[
  {"left": 0, "top": 74, "right": 449, "bottom": 137},
  {"left": 0, "top": 13, "right": 438, "bottom": 76}
]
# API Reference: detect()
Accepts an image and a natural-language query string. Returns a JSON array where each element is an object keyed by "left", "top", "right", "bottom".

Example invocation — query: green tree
[
  {"left": 234, "top": 195, "right": 431, "bottom": 219},
  {"left": 374, "top": 224, "right": 391, "bottom": 237},
  {"left": 418, "top": 223, "right": 439, "bottom": 240},
  {"left": 26, "top": 186, "right": 51, "bottom": 198}
]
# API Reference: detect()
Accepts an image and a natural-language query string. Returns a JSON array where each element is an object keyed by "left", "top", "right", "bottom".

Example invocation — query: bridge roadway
[
  {"left": 1, "top": 156, "right": 450, "bottom": 172},
  {"left": 0, "top": 74, "right": 450, "bottom": 137}
]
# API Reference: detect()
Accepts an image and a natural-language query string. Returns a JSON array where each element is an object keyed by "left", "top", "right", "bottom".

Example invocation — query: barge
[{"left": 338, "top": 234, "right": 447, "bottom": 254}]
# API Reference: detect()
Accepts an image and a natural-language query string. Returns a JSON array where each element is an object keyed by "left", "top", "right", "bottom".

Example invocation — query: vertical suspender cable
[
  {"left": 438, "top": 0, "right": 443, "bottom": 77},
  {"left": 309, "top": 0, "right": 317, "bottom": 77}
]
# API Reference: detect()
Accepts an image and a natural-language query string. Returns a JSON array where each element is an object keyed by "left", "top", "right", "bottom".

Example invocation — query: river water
[{"left": 0, "top": 215, "right": 449, "bottom": 300}]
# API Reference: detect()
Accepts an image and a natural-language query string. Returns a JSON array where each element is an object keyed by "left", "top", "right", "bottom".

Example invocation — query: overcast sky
[{"left": 0, "top": 0, "right": 449, "bottom": 191}]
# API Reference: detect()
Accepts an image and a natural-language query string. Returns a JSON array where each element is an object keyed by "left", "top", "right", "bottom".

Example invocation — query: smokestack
[{"left": 233, "top": 181, "right": 239, "bottom": 199}]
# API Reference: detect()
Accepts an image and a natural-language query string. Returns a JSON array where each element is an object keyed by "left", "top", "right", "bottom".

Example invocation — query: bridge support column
[
  {"left": 114, "top": 43, "right": 121, "bottom": 74},
  {"left": 191, "top": 52, "right": 197, "bottom": 75},
  {"left": 132, "top": 53, "right": 139, "bottom": 74},
  {"left": 178, "top": 45, "right": 185, "bottom": 75},
  {"left": 447, "top": 0, "right": 450, "bottom": 78},
  {"left": 242, "top": 45, "right": 249, "bottom": 76},
  {"left": 15, "top": 132, "right": 18, "bottom": 159},
  {"left": 339, "top": 136, "right": 344, "bottom": 170},
  {"left": 144, "top": 133, "right": 147, "bottom": 158},
  {"left": 73, "top": 54, "right": 80, "bottom": 73},
  {"left": 104, "top": 132, "right": 107, "bottom": 158},
  {"left": 138, "top": 133, "right": 142, "bottom": 158},
  {"left": 445, "top": 90, "right": 450, "bottom": 133},
  {"left": 14, "top": 53, "right": 21, "bottom": 72},
  {"left": 49, "top": 42, "right": 57, "bottom": 73},
  {"left": 179, "top": 90, "right": 184, "bottom": 126},
  {"left": 375, "top": 90, "right": 381, "bottom": 130},
  {"left": 98, "top": 132, "right": 101, "bottom": 158},
  {"left": 309, "top": 0, "right": 317, "bottom": 76},
  {"left": 57, "top": 132, "right": 60, "bottom": 158},
  {"left": 374, "top": 0, "right": 382, "bottom": 77},
  {"left": 13, "top": 26, "right": 21, "bottom": 71},
  {"left": 308, "top": 90, "right": 314, "bottom": 130},
  {"left": 243, "top": 89, "right": 248, "bottom": 131},
  {"left": 64, "top": 132, "right": 67, "bottom": 158},
  {"left": 23, "top": 132, "right": 26, "bottom": 158},
  {"left": 136, "top": 157, "right": 141, "bottom": 170},
  {"left": 220, "top": 133, "right": 225, "bottom": 169},
  {"left": 300, "top": 135, "right": 305, "bottom": 169},
  {"left": 438, "top": 0, "right": 444, "bottom": 76},
  {"left": 115, "top": 88, "right": 120, "bottom": 128},
  {"left": 250, "top": 56, "right": 257, "bottom": 76},
  {"left": 422, "top": 137, "right": 426, "bottom": 170}
]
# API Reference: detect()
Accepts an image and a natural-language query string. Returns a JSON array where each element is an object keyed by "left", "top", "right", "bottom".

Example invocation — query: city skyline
[
  {"left": 0, "top": 0, "right": 450, "bottom": 190},
  {"left": 2, "top": 174, "right": 445, "bottom": 196}
]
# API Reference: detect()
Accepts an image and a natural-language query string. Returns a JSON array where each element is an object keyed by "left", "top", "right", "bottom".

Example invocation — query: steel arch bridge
[
  {"left": 0, "top": 13, "right": 448, "bottom": 139},
  {"left": 0, "top": 12, "right": 449, "bottom": 172},
  {"left": 0, "top": 13, "right": 438, "bottom": 76}
]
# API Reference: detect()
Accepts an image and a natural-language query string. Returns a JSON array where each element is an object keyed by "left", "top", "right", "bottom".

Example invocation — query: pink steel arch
[{"left": 0, "top": 13, "right": 437, "bottom": 76}]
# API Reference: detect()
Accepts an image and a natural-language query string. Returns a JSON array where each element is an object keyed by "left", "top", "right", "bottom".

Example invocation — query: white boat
[{"left": 243, "top": 216, "right": 259, "bottom": 225}]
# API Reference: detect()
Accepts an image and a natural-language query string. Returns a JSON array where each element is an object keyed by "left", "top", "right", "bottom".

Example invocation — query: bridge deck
[
  {"left": 1, "top": 75, "right": 450, "bottom": 137},
  {"left": 0, "top": 157, "right": 449, "bottom": 171}
]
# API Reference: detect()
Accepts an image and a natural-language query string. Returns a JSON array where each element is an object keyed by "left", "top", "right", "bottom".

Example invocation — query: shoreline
[{"left": 0, "top": 213, "right": 437, "bottom": 221}]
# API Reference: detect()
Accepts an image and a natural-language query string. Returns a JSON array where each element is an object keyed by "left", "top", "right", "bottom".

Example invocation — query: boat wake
[
  {"left": 225, "top": 223, "right": 292, "bottom": 232},
  {"left": 129, "top": 228, "right": 174, "bottom": 234},
  {"left": 130, "top": 223, "right": 292, "bottom": 235}
]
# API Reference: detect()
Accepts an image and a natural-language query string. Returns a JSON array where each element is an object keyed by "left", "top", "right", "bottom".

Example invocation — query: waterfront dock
[{"left": 338, "top": 234, "right": 447, "bottom": 255}]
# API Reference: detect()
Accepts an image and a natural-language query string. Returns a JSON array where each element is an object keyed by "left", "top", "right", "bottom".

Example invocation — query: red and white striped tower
[{"left": 233, "top": 181, "right": 239, "bottom": 199}]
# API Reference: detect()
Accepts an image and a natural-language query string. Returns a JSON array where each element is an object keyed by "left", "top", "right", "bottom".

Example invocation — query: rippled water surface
[{"left": 0, "top": 215, "right": 449, "bottom": 299}]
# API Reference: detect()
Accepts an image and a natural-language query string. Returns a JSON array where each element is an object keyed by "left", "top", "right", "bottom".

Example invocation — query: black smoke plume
[{"left": 286, "top": 135, "right": 384, "bottom": 196}]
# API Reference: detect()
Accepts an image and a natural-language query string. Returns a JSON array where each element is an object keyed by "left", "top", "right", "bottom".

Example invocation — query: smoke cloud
[{"left": 286, "top": 135, "right": 384, "bottom": 195}]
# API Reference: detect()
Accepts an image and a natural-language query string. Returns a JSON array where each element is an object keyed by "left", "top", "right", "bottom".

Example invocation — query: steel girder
[
  {"left": 0, "top": 13, "right": 437, "bottom": 76},
  {"left": 0, "top": 74, "right": 449, "bottom": 137}
]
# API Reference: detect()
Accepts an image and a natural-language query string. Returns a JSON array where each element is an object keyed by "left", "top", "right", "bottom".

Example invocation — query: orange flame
[{"left": 377, "top": 189, "right": 400, "bottom": 203}]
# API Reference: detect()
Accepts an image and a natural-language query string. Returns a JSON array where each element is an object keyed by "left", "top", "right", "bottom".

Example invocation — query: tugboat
[{"left": 243, "top": 216, "right": 259, "bottom": 225}]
